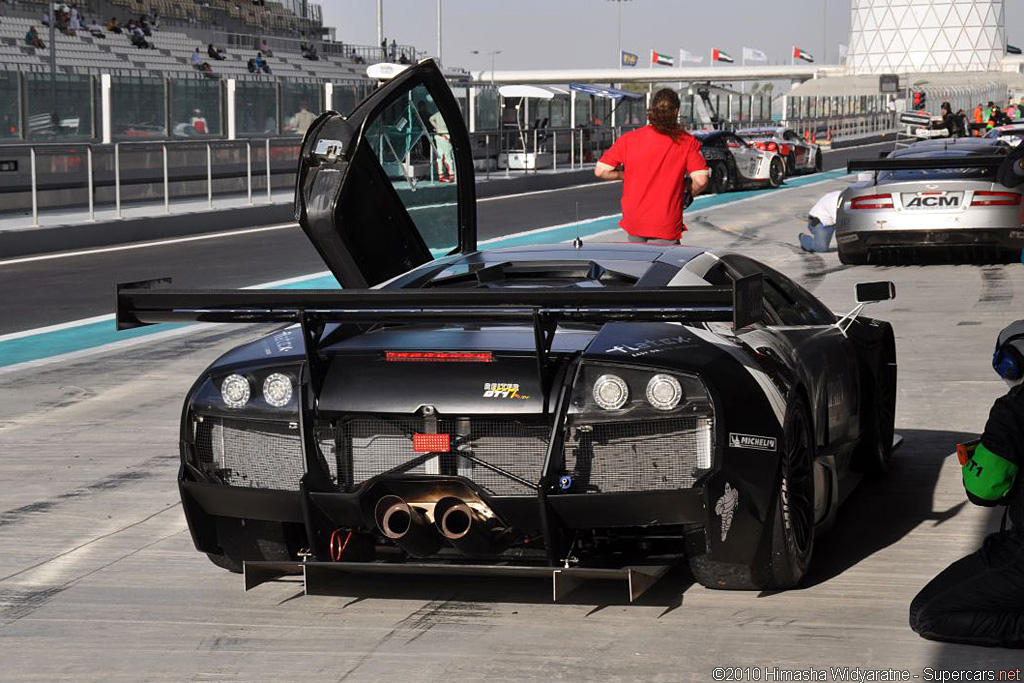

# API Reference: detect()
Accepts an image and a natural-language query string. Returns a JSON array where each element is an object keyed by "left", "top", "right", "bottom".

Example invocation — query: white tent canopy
[{"left": 497, "top": 84, "right": 571, "bottom": 100}]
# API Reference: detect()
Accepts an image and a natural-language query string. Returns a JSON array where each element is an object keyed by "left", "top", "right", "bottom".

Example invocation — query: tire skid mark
[
  {"left": 0, "top": 505, "right": 182, "bottom": 628},
  {"left": 0, "top": 462, "right": 161, "bottom": 528},
  {"left": 978, "top": 266, "right": 1014, "bottom": 306}
]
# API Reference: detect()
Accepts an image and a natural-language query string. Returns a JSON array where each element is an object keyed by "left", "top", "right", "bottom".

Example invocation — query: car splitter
[{"left": 242, "top": 560, "right": 674, "bottom": 603}]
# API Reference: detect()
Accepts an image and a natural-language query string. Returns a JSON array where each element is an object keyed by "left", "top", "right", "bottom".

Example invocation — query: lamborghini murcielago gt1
[{"left": 117, "top": 61, "right": 899, "bottom": 598}]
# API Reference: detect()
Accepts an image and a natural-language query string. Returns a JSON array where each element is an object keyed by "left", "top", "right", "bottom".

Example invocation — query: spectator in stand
[
  {"left": 138, "top": 14, "right": 152, "bottom": 36},
  {"left": 349, "top": 49, "right": 365, "bottom": 64},
  {"left": 130, "top": 26, "right": 151, "bottom": 49},
  {"left": 87, "top": 18, "right": 105, "bottom": 38},
  {"left": 301, "top": 43, "right": 319, "bottom": 61},
  {"left": 259, "top": 38, "right": 273, "bottom": 57},
  {"left": 69, "top": 5, "right": 81, "bottom": 31},
  {"left": 398, "top": 51, "right": 410, "bottom": 65},
  {"left": 247, "top": 57, "right": 258, "bottom": 73},
  {"left": 207, "top": 44, "right": 225, "bottom": 60},
  {"left": 380, "top": 37, "right": 387, "bottom": 59},
  {"left": 191, "top": 47, "right": 205, "bottom": 67},
  {"left": 106, "top": 16, "right": 122, "bottom": 34},
  {"left": 389, "top": 39, "right": 397, "bottom": 61},
  {"left": 25, "top": 25, "right": 45, "bottom": 49},
  {"left": 254, "top": 52, "right": 271, "bottom": 74},
  {"left": 40, "top": 12, "right": 49, "bottom": 27}
]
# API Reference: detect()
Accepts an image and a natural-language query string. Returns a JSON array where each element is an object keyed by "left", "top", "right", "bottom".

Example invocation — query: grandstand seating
[{"left": 0, "top": 14, "right": 369, "bottom": 82}]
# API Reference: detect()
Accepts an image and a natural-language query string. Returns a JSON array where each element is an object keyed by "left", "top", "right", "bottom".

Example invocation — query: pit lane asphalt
[
  {"left": 0, "top": 142, "right": 892, "bottom": 336},
  {"left": 1, "top": 143, "right": 1022, "bottom": 679}
]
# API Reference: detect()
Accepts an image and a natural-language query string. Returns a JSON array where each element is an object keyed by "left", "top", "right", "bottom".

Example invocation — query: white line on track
[{"left": 0, "top": 222, "right": 301, "bottom": 267}]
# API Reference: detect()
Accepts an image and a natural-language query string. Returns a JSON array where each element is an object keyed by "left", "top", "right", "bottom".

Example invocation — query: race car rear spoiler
[
  {"left": 115, "top": 274, "right": 765, "bottom": 331},
  {"left": 847, "top": 155, "right": 1008, "bottom": 173}
]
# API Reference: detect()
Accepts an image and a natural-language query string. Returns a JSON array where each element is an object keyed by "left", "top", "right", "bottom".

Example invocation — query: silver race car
[
  {"left": 836, "top": 139, "right": 1024, "bottom": 264},
  {"left": 985, "top": 123, "right": 1024, "bottom": 147},
  {"left": 694, "top": 130, "right": 785, "bottom": 194},
  {"left": 736, "top": 126, "right": 822, "bottom": 176}
]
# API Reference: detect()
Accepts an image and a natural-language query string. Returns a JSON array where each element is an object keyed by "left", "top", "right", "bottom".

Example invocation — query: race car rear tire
[
  {"left": 710, "top": 161, "right": 731, "bottom": 194},
  {"left": 855, "top": 356, "right": 898, "bottom": 476},
  {"left": 768, "top": 156, "right": 785, "bottom": 188},
  {"left": 767, "top": 394, "right": 816, "bottom": 588},
  {"left": 205, "top": 518, "right": 299, "bottom": 573},
  {"left": 786, "top": 153, "right": 797, "bottom": 176},
  {"left": 206, "top": 552, "right": 244, "bottom": 573},
  {"left": 837, "top": 245, "right": 868, "bottom": 265},
  {"left": 687, "top": 394, "right": 815, "bottom": 590}
]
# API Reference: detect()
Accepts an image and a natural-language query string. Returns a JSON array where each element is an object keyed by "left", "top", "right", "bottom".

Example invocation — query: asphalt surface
[
  {"left": 0, "top": 142, "right": 893, "bottom": 335},
  {"left": 1, "top": 154, "right": 1022, "bottom": 679}
]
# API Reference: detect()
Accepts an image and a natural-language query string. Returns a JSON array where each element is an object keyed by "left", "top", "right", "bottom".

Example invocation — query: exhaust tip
[{"left": 440, "top": 504, "right": 474, "bottom": 540}]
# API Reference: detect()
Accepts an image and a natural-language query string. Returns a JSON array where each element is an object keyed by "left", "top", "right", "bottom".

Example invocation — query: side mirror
[{"left": 856, "top": 281, "right": 896, "bottom": 304}]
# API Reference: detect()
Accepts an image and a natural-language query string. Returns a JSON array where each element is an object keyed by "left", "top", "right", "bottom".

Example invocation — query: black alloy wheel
[{"left": 768, "top": 156, "right": 785, "bottom": 187}]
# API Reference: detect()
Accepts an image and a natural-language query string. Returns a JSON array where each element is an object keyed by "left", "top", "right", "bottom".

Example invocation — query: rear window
[{"left": 878, "top": 168, "right": 997, "bottom": 182}]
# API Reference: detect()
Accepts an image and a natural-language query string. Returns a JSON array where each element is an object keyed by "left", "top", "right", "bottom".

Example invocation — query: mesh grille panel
[
  {"left": 338, "top": 417, "right": 549, "bottom": 496},
  {"left": 562, "top": 417, "right": 711, "bottom": 493},
  {"left": 193, "top": 417, "right": 336, "bottom": 491}
]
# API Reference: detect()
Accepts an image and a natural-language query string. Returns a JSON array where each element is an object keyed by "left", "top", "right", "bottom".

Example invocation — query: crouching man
[{"left": 909, "top": 321, "right": 1024, "bottom": 648}]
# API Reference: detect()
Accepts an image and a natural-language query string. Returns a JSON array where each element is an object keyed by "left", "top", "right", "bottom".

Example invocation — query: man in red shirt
[{"left": 594, "top": 88, "right": 709, "bottom": 244}]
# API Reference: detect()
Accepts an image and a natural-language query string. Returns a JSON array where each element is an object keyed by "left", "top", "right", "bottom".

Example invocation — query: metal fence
[{"left": 0, "top": 137, "right": 302, "bottom": 225}]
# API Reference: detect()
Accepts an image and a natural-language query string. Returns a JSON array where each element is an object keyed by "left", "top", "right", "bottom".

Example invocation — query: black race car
[
  {"left": 117, "top": 61, "right": 898, "bottom": 599},
  {"left": 694, "top": 130, "right": 786, "bottom": 194}
]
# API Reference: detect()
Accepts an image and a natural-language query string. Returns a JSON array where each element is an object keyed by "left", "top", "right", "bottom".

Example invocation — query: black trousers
[{"left": 910, "top": 530, "right": 1024, "bottom": 648}]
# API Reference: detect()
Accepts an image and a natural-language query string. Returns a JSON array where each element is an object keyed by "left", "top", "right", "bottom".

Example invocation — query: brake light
[
  {"left": 779, "top": 144, "right": 791, "bottom": 155},
  {"left": 850, "top": 194, "right": 894, "bottom": 210},
  {"left": 970, "top": 191, "right": 1022, "bottom": 207},
  {"left": 412, "top": 433, "right": 450, "bottom": 452},
  {"left": 766, "top": 142, "right": 778, "bottom": 152},
  {"left": 385, "top": 351, "right": 494, "bottom": 362}
]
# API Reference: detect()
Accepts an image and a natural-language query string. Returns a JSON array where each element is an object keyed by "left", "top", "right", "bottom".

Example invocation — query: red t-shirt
[{"left": 598, "top": 126, "right": 708, "bottom": 240}]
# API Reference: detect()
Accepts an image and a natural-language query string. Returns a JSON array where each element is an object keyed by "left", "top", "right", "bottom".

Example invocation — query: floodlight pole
[
  {"left": 436, "top": 0, "right": 442, "bottom": 65},
  {"left": 376, "top": 0, "right": 383, "bottom": 47}
]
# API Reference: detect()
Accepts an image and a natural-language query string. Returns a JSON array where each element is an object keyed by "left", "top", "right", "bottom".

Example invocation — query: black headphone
[{"left": 992, "top": 322, "right": 1024, "bottom": 381}]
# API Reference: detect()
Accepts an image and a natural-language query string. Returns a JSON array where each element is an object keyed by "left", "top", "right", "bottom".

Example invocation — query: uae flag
[
  {"left": 712, "top": 49, "right": 734, "bottom": 63},
  {"left": 793, "top": 46, "right": 814, "bottom": 62},
  {"left": 651, "top": 50, "right": 673, "bottom": 66}
]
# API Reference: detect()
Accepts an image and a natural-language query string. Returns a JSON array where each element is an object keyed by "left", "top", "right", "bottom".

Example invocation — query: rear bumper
[
  {"left": 181, "top": 478, "right": 708, "bottom": 533},
  {"left": 838, "top": 227, "right": 1024, "bottom": 254}
]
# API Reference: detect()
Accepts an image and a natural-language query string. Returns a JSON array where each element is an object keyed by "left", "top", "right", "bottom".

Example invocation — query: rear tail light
[
  {"left": 850, "top": 194, "right": 894, "bottom": 210},
  {"left": 970, "top": 191, "right": 1022, "bottom": 207},
  {"left": 780, "top": 144, "right": 791, "bottom": 155},
  {"left": 766, "top": 142, "right": 778, "bottom": 152},
  {"left": 385, "top": 351, "right": 494, "bottom": 362}
]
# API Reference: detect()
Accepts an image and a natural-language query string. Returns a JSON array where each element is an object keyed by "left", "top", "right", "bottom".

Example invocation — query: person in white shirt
[{"left": 799, "top": 189, "right": 842, "bottom": 252}]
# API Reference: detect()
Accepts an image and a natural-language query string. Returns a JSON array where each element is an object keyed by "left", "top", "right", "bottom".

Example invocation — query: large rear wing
[
  {"left": 847, "top": 155, "right": 1007, "bottom": 173},
  {"left": 116, "top": 274, "right": 765, "bottom": 332}
]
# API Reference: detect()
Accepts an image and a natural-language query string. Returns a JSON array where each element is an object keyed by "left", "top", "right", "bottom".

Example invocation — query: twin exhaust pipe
[{"left": 374, "top": 495, "right": 508, "bottom": 558}]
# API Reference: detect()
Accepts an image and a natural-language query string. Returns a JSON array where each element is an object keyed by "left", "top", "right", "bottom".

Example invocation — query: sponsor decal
[
  {"left": 606, "top": 334, "right": 694, "bottom": 357},
  {"left": 729, "top": 432, "right": 777, "bottom": 451},
  {"left": 263, "top": 329, "right": 296, "bottom": 355},
  {"left": 836, "top": 233, "right": 859, "bottom": 244},
  {"left": 904, "top": 195, "right": 959, "bottom": 208},
  {"left": 483, "top": 382, "right": 529, "bottom": 400},
  {"left": 1010, "top": 230, "right": 1024, "bottom": 240},
  {"left": 715, "top": 483, "right": 739, "bottom": 541}
]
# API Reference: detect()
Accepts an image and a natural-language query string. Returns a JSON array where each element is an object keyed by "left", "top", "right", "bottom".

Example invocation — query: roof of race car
[
  {"left": 736, "top": 127, "right": 786, "bottom": 136},
  {"left": 889, "top": 138, "right": 1008, "bottom": 158}
]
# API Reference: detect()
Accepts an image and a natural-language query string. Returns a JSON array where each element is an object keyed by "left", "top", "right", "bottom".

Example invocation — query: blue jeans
[{"left": 799, "top": 218, "right": 835, "bottom": 253}]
